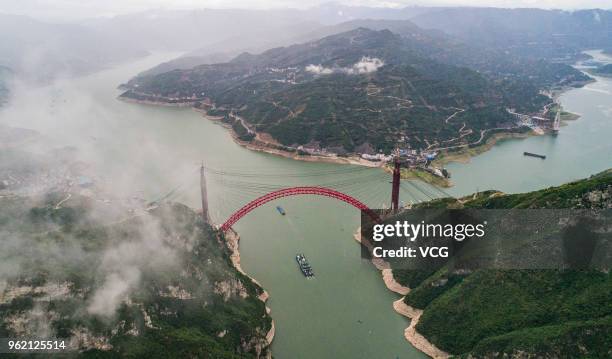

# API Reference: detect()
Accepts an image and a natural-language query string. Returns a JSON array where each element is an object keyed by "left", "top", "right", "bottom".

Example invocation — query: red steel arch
[{"left": 220, "top": 186, "right": 379, "bottom": 231}]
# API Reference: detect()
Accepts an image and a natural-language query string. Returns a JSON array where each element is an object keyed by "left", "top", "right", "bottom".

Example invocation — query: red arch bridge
[
  {"left": 193, "top": 162, "right": 451, "bottom": 232},
  {"left": 219, "top": 186, "right": 380, "bottom": 232}
]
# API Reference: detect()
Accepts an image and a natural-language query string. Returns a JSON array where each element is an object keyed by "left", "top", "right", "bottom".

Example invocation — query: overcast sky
[{"left": 1, "top": 0, "right": 611, "bottom": 21}]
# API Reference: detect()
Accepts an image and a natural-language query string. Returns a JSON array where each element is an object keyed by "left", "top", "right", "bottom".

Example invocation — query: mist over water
[
  {"left": 0, "top": 54, "right": 429, "bottom": 358},
  {"left": 2, "top": 53, "right": 191, "bottom": 199}
]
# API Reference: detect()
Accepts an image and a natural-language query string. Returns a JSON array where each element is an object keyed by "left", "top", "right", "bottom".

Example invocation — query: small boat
[{"left": 276, "top": 206, "right": 286, "bottom": 215}]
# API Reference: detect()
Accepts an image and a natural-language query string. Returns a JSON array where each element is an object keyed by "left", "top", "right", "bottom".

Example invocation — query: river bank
[
  {"left": 224, "top": 124, "right": 383, "bottom": 168},
  {"left": 432, "top": 106, "right": 582, "bottom": 168},
  {"left": 199, "top": 109, "right": 509, "bottom": 187},
  {"left": 122, "top": 95, "right": 581, "bottom": 189},
  {"left": 392, "top": 299, "right": 449, "bottom": 359},
  {"left": 353, "top": 228, "right": 447, "bottom": 358},
  {"left": 431, "top": 130, "right": 536, "bottom": 167},
  {"left": 399, "top": 168, "right": 451, "bottom": 188},
  {"left": 223, "top": 229, "right": 275, "bottom": 357},
  {"left": 119, "top": 95, "right": 386, "bottom": 168},
  {"left": 118, "top": 94, "right": 198, "bottom": 108}
]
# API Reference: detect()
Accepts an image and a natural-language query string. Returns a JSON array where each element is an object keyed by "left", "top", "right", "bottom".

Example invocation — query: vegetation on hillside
[
  {"left": 0, "top": 194, "right": 271, "bottom": 358},
  {"left": 122, "top": 26, "right": 588, "bottom": 153},
  {"left": 392, "top": 169, "right": 612, "bottom": 357}
]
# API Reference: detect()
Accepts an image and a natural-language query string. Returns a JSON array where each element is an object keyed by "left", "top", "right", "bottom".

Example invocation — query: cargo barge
[
  {"left": 524, "top": 152, "right": 546, "bottom": 159},
  {"left": 296, "top": 254, "right": 314, "bottom": 277}
]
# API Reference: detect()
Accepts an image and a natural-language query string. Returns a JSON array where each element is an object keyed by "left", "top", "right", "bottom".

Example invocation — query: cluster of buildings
[
  {"left": 294, "top": 142, "right": 449, "bottom": 178},
  {"left": 398, "top": 150, "right": 450, "bottom": 179},
  {"left": 507, "top": 107, "right": 560, "bottom": 134},
  {"left": 360, "top": 153, "right": 394, "bottom": 162},
  {"left": 361, "top": 148, "right": 449, "bottom": 178},
  {"left": 360, "top": 148, "right": 437, "bottom": 164}
]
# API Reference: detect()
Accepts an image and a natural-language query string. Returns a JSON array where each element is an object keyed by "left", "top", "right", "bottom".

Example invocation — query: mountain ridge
[{"left": 121, "top": 25, "right": 588, "bottom": 153}]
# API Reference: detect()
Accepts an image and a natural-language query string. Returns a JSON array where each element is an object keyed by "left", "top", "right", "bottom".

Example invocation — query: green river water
[{"left": 1, "top": 50, "right": 611, "bottom": 358}]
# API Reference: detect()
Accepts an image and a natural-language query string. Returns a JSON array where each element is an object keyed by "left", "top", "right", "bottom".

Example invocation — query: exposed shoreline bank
[
  {"left": 353, "top": 228, "right": 448, "bottom": 358},
  {"left": 118, "top": 95, "right": 579, "bottom": 189},
  {"left": 118, "top": 95, "right": 197, "bottom": 108},
  {"left": 223, "top": 229, "right": 275, "bottom": 358},
  {"left": 227, "top": 129, "right": 383, "bottom": 168},
  {"left": 393, "top": 299, "right": 450, "bottom": 359},
  {"left": 431, "top": 107, "right": 581, "bottom": 168},
  {"left": 120, "top": 95, "right": 386, "bottom": 167},
  {"left": 432, "top": 131, "right": 535, "bottom": 167}
]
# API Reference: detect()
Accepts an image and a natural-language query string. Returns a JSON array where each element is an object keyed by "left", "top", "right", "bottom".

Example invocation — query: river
[{"left": 1, "top": 51, "right": 611, "bottom": 358}]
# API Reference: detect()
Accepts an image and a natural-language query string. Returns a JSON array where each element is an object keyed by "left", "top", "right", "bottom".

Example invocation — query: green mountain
[
  {"left": 392, "top": 169, "right": 612, "bottom": 357},
  {"left": 305, "top": 19, "right": 590, "bottom": 91},
  {"left": 0, "top": 194, "right": 272, "bottom": 358},
  {"left": 122, "top": 27, "right": 587, "bottom": 153}
]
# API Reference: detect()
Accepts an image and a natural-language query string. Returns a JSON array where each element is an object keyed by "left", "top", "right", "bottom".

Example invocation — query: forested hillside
[
  {"left": 0, "top": 195, "right": 272, "bottom": 358},
  {"left": 393, "top": 169, "right": 612, "bottom": 357},
  {"left": 122, "top": 26, "right": 587, "bottom": 153}
]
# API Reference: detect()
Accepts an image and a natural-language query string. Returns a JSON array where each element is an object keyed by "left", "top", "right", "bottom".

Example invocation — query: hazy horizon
[{"left": 1, "top": 0, "right": 611, "bottom": 22}]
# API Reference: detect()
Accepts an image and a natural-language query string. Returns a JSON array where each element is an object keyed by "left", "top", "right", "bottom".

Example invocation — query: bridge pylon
[
  {"left": 391, "top": 152, "right": 401, "bottom": 213},
  {"left": 200, "top": 163, "right": 211, "bottom": 224}
]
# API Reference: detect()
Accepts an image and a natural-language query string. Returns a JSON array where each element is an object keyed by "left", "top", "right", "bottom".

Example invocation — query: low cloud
[
  {"left": 88, "top": 270, "right": 140, "bottom": 317},
  {"left": 86, "top": 217, "right": 179, "bottom": 317},
  {"left": 305, "top": 57, "right": 384, "bottom": 76},
  {"left": 350, "top": 57, "right": 385, "bottom": 74},
  {"left": 305, "top": 64, "right": 334, "bottom": 75}
]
